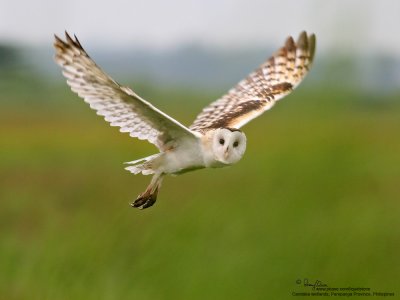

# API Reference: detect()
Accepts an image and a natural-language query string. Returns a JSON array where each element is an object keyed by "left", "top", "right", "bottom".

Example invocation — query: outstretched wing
[
  {"left": 54, "top": 32, "right": 199, "bottom": 151},
  {"left": 190, "top": 31, "right": 316, "bottom": 132}
]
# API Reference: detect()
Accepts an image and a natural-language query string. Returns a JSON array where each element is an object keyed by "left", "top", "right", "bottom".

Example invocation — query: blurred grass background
[{"left": 1, "top": 60, "right": 399, "bottom": 299}]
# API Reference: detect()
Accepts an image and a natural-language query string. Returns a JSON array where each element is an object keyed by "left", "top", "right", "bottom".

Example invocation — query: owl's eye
[
  {"left": 219, "top": 138, "right": 225, "bottom": 145},
  {"left": 233, "top": 141, "right": 239, "bottom": 148}
]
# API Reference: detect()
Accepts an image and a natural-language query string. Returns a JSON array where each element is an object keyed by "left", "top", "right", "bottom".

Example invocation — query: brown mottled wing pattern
[
  {"left": 190, "top": 31, "right": 316, "bottom": 131},
  {"left": 54, "top": 32, "right": 198, "bottom": 151}
]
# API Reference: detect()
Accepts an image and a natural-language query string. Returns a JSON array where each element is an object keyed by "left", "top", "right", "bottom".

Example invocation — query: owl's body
[
  {"left": 54, "top": 31, "right": 315, "bottom": 209},
  {"left": 128, "top": 128, "right": 246, "bottom": 174}
]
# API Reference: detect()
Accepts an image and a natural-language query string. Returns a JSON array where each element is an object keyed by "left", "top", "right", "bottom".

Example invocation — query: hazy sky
[{"left": 1, "top": 0, "right": 399, "bottom": 55}]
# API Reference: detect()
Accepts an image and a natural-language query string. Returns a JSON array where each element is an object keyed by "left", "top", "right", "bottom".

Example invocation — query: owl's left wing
[
  {"left": 54, "top": 32, "right": 200, "bottom": 151},
  {"left": 190, "top": 31, "right": 316, "bottom": 131}
]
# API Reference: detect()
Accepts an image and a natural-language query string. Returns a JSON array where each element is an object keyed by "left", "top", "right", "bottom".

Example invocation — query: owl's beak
[{"left": 224, "top": 147, "right": 229, "bottom": 159}]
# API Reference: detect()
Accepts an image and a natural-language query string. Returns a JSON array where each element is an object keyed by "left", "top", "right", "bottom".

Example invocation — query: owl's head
[{"left": 212, "top": 128, "right": 246, "bottom": 164}]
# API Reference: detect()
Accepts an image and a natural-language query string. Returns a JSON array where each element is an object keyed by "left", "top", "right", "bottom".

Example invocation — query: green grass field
[{"left": 1, "top": 80, "right": 399, "bottom": 299}]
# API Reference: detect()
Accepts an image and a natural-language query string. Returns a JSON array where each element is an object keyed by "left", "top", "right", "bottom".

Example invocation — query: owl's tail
[{"left": 124, "top": 153, "right": 162, "bottom": 175}]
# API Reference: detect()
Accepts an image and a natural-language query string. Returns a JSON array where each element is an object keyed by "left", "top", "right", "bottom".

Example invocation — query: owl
[{"left": 54, "top": 31, "right": 316, "bottom": 209}]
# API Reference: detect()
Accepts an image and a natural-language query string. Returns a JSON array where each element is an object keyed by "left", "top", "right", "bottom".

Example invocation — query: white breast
[{"left": 160, "top": 139, "right": 205, "bottom": 174}]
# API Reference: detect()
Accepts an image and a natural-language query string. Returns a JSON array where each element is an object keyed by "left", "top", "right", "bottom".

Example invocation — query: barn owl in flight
[{"left": 54, "top": 31, "right": 316, "bottom": 209}]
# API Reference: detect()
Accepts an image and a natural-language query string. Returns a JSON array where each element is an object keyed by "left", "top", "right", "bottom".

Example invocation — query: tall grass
[{"left": 1, "top": 82, "right": 399, "bottom": 299}]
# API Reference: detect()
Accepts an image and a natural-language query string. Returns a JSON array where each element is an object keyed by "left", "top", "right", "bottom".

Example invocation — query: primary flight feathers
[
  {"left": 190, "top": 31, "right": 315, "bottom": 131},
  {"left": 54, "top": 31, "right": 315, "bottom": 141},
  {"left": 54, "top": 33, "right": 199, "bottom": 151}
]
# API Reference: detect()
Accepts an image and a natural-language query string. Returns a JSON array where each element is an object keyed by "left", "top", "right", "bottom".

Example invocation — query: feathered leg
[{"left": 131, "top": 173, "right": 164, "bottom": 209}]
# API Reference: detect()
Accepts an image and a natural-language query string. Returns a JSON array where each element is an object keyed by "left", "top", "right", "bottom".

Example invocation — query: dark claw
[
  {"left": 131, "top": 188, "right": 158, "bottom": 209},
  {"left": 142, "top": 196, "right": 157, "bottom": 209},
  {"left": 131, "top": 196, "right": 147, "bottom": 208}
]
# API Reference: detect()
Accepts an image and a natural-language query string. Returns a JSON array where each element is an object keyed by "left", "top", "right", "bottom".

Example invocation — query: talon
[
  {"left": 131, "top": 195, "right": 147, "bottom": 208},
  {"left": 131, "top": 187, "right": 158, "bottom": 210},
  {"left": 142, "top": 196, "right": 157, "bottom": 209}
]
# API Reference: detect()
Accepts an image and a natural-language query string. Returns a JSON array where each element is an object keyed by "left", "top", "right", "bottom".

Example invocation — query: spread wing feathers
[
  {"left": 54, "top": 32, "right": 199, "bottom": 151},
  {"left": 190, "top": 31, "right": 316, "bottom": 131}
]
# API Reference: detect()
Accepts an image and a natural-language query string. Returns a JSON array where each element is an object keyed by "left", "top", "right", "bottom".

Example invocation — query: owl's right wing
[
  {"left": 54, "top": 32, "right": 200, "bottom": 151},
  {"left": 190, "top": 31, "right": 316, "bottom": 131}
]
